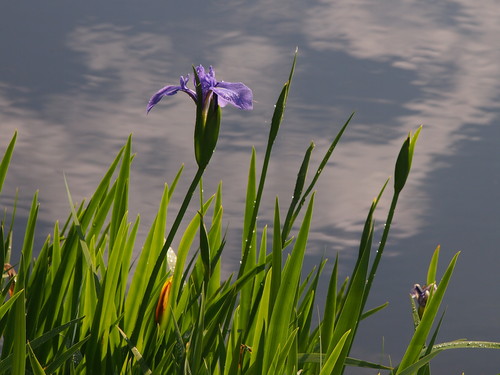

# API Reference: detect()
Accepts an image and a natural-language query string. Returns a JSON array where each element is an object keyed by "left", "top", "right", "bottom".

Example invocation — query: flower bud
[{"left": 155, "top": 276, "right": 173, "bottom": 325}]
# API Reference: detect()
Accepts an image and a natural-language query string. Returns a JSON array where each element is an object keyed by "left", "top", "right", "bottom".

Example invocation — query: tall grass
[{"left": 1, "top": 55, "right": 499, "bottom": 374}]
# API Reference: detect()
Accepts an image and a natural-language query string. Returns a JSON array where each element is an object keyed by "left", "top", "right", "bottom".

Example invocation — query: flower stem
[{"left": 131, "top": 165, "right": 205, "bottom": 343}]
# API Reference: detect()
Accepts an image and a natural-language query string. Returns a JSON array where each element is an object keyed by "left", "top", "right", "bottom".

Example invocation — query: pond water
[{"left": 2, "top": 1, "right": 500, "bottom": 373}]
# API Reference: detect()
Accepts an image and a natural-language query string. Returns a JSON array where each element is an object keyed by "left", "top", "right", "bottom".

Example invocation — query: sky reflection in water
[{"left": 1, "top": 0, "right": 500, "bottom": 372}]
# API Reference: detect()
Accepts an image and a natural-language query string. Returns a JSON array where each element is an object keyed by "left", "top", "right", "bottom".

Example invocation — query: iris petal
[
  {"left": 213, "top": 82, "right": 253, "bottom": 110},
  {"left": 147, "top": 65, "right": 253, "bottom": 112},
  {"left": 147, "top": 85, "right": 183, "bottom": 113}
]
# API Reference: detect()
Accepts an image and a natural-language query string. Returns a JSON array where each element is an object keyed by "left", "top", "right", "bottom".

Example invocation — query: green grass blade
[
  {"left": 253, "top": 225, "right": 268, "bottom": 302},
  {"left": 168, "top": 165, "right": 184, "bottom": 200},
  {"left": 117, "top": 216, "right": 139, "bottom": 312},
  {"left": 207, "top": 182, "right": 223, "bottom": 297},
  {"left": 417, "top": 309, "right": 446, "bottom": 375},
  {"left": 431, "top": 340, "right": 500, "bottom": 351},
  {"left": 125, "top": 183, "right": 169, "bottom": 332},
  {"left": 298, "top": 353, "right": 392, "bottom": 370},
  {"left": 426, "top": 245, "right": 440, "bottom": 285},
  {"left": 27, "top": 342, "right": 46, "bottom": 375},
  {"left": 12, "top": 289, "right": 26, "bottom": 375},
  {"left": 250, "top": 269, "right": 272, "bottom": 369},
  {"left": 0, "top": 289, "right": 22, "bottom": 320},
  {"left": 281, "top": 141, "right": 314, "bottom": 243},
  {"left": 130, "top": 165, "right": 205, "bottom": 345},
  {"left": 394, "top": 127, "right": 421, "bottom": 194},
  {"left": 14, "top": 192, "right": 39, "bottom": 293},
  {"left": 239, "top": 147, "right": 257, "bottom": 339},
  {"left": 263, "top": 193, "right": 314, "bottom": 374},
  {"left": 43, "top": 336, "right": 90, "bottom": 374},
  {"left": 360, "top": 302, "right": 389, "bottom": 321},
  {"left": 117, "top": 326, "right": 152, "bottom": 375},
  {"left": 344, "top": 357, "right": 392, "bottom": 370},
  {"left": 110, "top": 135, "right": 131, "bottom": 249},
  {"left": 199, "top": 213, "right": 211, "bottom": 285},
  {"left": 321, "top": 253, "right": 338, "bottom": 354},
  {"left": 0, "top": 131, "right": 16, "bottom": 194},
  {"left": 297, "top": 259, "right": 325, "bottom": 352},
  {"left": 169, "top": 197, "right": 214, "bottom": 324},
  {"left": 410, "top": 296, "right": 421, "bottom": 331},
  {"left": 270, "top": 197, "right": 282, "bottom": 316},
  {"left": 87, "top": 214, "right": 132, "bottom": 369},
  {"left": 29, "top": 317, "right": 84, "bottom": 351},
  {"left": 288, "top": 112, "right": 353, "bottom": 239},
  {"left": 275, "top": 328, "right": 299, "bottom": 374},
  {"left": 330, "top": 222, "right": 372, "bottom": 375},
  {"left": 396, "top": 351, "right": 442, "bottom": 375},
  {"left": 239, "top": 51, "right": 297, "bottom": 278},
  {"left": 319, "top": 330, "right": 351, "bottom": 375},
  {"left": 242, "top": 148, "right": 257, "bottom": 255},
  {"left": 397, "top": 252, "right": 460, "bottom": 373}
]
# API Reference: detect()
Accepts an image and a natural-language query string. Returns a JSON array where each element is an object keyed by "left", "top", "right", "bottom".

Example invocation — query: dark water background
[{"left": 2, "top": 1, "right": 500, "bottom": 373}]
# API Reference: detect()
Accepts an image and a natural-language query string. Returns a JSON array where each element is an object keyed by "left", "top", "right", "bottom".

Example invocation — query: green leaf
[
  {"left": 239, "top": 147, "right": 257, "bottom": 337},
  {"left": 0, "top": 289, "right": 23, "bottom": 320},
  {"left": 360, "top": 302, "right": 389, "bottom": 321},
  {"left": 274, "top": 328, "right": 299, "bottom": 374},
  {"left": 12, "top": 289, "right": 26, "bottom": 375},
  {"left": 426, "top": 245, "right": 440, "bottom": 286},
  {"left": 239, "top": 50, "right": 297, "bottom": 278},
  {"left": 290, "top": 353, "right": 395, "bottom": 370},
  {"left": 270, "top": 197, "right": 282, "bottom": 316},
  {"left": 0, "top": 131, "right": 16, "bottom": 194},
  {"left": 14, "top": 192, "right": 39, "bottom": 293},
  {"left": 207, "top": 182, "right": 223, "bottom": 297},
  {"left": 250, "top": 269, "right": 272, "bottom": 369},
  {"left": 282, "top": 141, "right": 314, "bottom": 243},
  {"left": 417, "top": 310, "right": 446, "bottom": 375},
  {"left": 117, "top": 326, "right": 152, "bottom": 375},
  {"left": 396, "top": 351, "right": 442, "bottom": 375},
  {"left": 110, "top": 134, "right": 131, "bottom": 248},
  {"left": 288, "top": 112, "right": 353, "bottom": 241},
  {"left": 125, "top": 183, "right": 170, "bottom": 332},
  {"left": 27, "top": 342, "right": 46, "bottom": 375},
  {"left": 263, "top": 193, "right": 314, "bottom": 373},
  {"left": 397, "top": 252, "right": 460, "bottom": 373},
  {"left": 344, "top": 356, "right": 392, "bottom": 370},
  {"left": 170, "top": 197, "right": 214, "bottom": 322},
  {"left": 43, "top": 336, "right": 90, "bottom": 374},
  {"left": 394, "top": 127, "right": 421, "bottom": 193},
  {"left": 329, "top": 218, "right": 372, "bottom": 375},
  {"left": 319, "top": 330, "right": 351, "bottom": 375},
  {"left": 321, "top": 254, "right": 338, "bottom": 354},
  {"left": 394, "top": 135, "right": 410, "bottom": 193},
  {"left": 198, "top": 213, "right": 211, "bottom": 284},
  {"left": 431, "top": 340, "right": 500, "bottom": 351}
]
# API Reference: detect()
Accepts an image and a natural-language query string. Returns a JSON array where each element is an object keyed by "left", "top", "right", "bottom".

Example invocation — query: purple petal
[
  {"left": 147, "top": 85, "right": 183, "bottom": 113},
  {"left": 212, "top": 82, "right": 253, "bottom": 110},
  {"left": 196, "top": 65, "right": 217, "bottom": 101},
  {"left": 180, "top": 75, "right": 190, "bottom": 90}
]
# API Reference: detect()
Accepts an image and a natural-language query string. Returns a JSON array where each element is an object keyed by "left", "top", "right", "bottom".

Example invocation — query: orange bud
[
  {"left": 4, "top": 264, "right": 16, "bottom": 297},
  {"left": 155, "top": 276, "right": 173, "bottom": 325}
]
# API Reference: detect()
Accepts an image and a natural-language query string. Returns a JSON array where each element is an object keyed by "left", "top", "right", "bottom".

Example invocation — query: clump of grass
[{"left": 1, "top": 54, "right": 499, "bottom": 374}]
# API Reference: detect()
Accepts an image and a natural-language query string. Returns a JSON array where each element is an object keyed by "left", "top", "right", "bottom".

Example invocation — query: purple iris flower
[{"left": 147, "top": 65, "right": 253, "bottom": 113}]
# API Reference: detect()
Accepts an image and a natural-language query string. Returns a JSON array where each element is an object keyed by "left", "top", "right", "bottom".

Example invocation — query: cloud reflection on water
[
  {"left": 2, "top": 0, "right": 500, "bottom": 261},
  {"left": 299, "top": 0, "right": 500, "bottom": 254}
]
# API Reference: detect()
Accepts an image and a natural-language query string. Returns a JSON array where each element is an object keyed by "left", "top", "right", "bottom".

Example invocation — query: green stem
[
  {"left": 237, "top": 134, "right": 273, "bottom": 278},
  {"left": 339, "top": 190, "right": 400, "bottom": 375},
  {"left": 364, "top": 190, "right": 400, "bottom": 305},
  {"left": 131, "top": 166, "right": 205, "bottom": 343}
]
